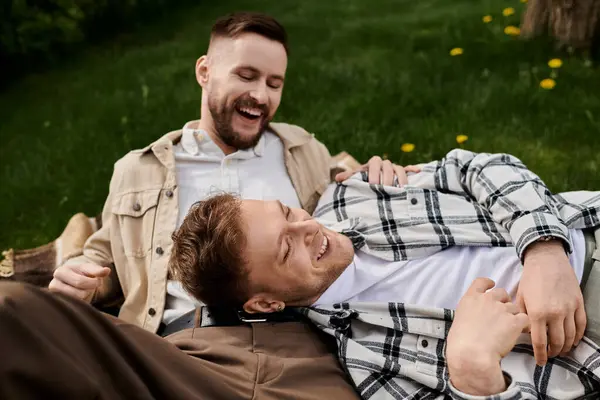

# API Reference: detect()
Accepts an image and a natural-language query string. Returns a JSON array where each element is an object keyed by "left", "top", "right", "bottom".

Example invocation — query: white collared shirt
[
  {"left": 163, "top": 122, "right": 301, "bottom": 324},
  {"left": 315, "top": 229, "right": 586, "bottom": 308}
]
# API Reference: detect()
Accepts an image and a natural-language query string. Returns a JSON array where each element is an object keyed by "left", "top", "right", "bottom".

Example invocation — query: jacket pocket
[{"left": 112, "top": 189, "right": 161, "bottom": 257}]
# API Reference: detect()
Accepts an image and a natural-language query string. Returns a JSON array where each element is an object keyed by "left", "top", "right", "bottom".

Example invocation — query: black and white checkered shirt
[{"left": 304, "top": 149, "right": 600, "bottom": 399}]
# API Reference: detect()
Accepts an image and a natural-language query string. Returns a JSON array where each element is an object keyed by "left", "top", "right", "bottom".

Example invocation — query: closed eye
[
  {"left": 284, "top": 238, "right": 292, "bottom": 261},
  {"left": 283, "top": 206, "right": 292, "bottom": 261}
]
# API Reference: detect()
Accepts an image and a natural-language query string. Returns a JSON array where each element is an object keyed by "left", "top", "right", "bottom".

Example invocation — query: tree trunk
[{"left": 521, "top": 0, "right": 600, "bottom": 54}]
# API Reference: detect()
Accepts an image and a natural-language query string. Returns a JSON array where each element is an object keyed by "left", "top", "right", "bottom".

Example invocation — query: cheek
[
  {"left": 210, "top": 78, "right": 238, "bottom": 102},
  {"left": 269, "top": 93, "right": 282, "bottom": 113},
  {"left": 292, "top": 249, "right": 314, "bottom": 275}
]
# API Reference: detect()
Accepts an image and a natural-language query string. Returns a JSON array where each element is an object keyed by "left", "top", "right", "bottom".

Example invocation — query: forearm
[{"left": 415, "top": 149, "right": 571, "bottom": 258}]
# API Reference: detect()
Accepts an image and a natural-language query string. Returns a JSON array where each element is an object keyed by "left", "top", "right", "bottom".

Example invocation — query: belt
[{"left": 158, "top": 306, "right": 304, "bottom": 337}]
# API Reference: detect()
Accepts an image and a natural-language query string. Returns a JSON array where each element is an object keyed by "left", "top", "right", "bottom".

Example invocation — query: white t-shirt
[
  {"left": 315, "top": 229, "right": 586, "bottom": 309},
  {"left": 163, "top": 122, "right": 301, "bottom": 324}
]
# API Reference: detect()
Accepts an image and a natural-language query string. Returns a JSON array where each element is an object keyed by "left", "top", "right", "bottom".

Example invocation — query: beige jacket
[{"left": 68, "top": 122, "right": 333, "bottom": 333}]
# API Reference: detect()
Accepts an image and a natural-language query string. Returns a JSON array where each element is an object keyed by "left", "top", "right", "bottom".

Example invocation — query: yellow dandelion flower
[
  {"left": 449, "top": 47, "right": 464, "bottom": 56},
  {"left": 401, "top": 143, "right": 415, "bottom": 153},
  {"left": 456, "top": 135, "right": 469, "bottom": 144},
  {"left": 504, "top": 26, "right": 521, "bottom": 36},
  {"left": 502, "top": 7, "right": 515, "bottom": 16},
  {"left": 548, "top": 58, "right": 563, "bottom": 68},
  {"left": 520, "top": 0, "right": 528, "bottom": 3},
  {"left": 540, "top": 78, "right": 556, "bottom": 90},
  {"left": 483, "top": 15, "right": 493, "bottom": 23}
]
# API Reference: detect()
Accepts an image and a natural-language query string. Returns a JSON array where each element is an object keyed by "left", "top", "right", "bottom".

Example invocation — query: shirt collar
[{"left": 180, "top": 120, "right": 266, "bottom": 158}]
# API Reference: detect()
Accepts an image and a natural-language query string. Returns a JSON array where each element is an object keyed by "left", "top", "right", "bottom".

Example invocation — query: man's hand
[
  {"left": 48, "top": 263, "right": 111, "bottom": 302},
  {"left": 517, "top": 240, "right": 586, "bottom": 365},
  {"left": 334, "top": 156, "right": 421, "bottom": 186},
  {"left": 446, "top": 278, "right": 529, "bottom": 395}
]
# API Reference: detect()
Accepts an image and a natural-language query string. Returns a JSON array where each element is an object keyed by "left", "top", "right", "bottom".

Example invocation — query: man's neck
[{"left": 192, "top": 118, "right": 237, "bottom": 155}]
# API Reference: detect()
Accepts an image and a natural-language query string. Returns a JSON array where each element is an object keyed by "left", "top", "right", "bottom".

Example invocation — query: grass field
[{"left": 1, "top": 0, "right": 599, "bottom": 251}]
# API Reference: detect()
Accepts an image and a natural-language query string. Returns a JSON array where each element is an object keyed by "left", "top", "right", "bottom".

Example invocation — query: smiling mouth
[
  {"left": 235, "top": 105, "right": 264, "bottom": 122},
  {"left": 317, "top": 234, "right": 329, "bottom": 261}
]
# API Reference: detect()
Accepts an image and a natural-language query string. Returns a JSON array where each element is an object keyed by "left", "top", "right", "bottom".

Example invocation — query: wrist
[
  {"left": 523, "top": 238, "right": 567, "bottom": 263},
  {"left": 447, "top": 349, "right": 506, "bottom": 395}
]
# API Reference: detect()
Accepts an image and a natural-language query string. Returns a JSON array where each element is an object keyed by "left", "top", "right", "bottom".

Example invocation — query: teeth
[
  {"left": 317, "top": 235, "right": 329, "bottom": 260},
  {"left": 239, "top": 107, "right": 262, "bottom": 116}
]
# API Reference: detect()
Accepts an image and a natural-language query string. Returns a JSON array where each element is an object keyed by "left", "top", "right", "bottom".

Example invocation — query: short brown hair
[
  {"left": 210, "top": 12, "right": 289, "bottom": 54},
  {"left": 169, "top": 193, "right": 250, "bottom": 307}
]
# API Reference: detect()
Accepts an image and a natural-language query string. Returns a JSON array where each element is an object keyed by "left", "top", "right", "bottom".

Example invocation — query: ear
[
  {"left": 243, "top": 294, "right": 284, "bottom": 314},
  {"left": 196, "top": 55, "right": 209, "bottom": 88}
]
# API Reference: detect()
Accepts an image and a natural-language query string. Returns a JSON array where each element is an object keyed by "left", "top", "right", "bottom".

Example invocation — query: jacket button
[
  {"left": 421, "top": 339, "right": 429, "bottom": 348},
  {"left": 156, "top": 247, "right": 164, "bottom": 256},
  {"left": 133, "top": 202, "right": 142, "bottom": 212},
  {"left": 148, "top": 308, "right": 156, "bottom": 316},
  {"left": 411, "top": 198, "right": 418, "bottom": 205},
  {"left": 166, "top": 190, "right": 173, "bottom": 198}
]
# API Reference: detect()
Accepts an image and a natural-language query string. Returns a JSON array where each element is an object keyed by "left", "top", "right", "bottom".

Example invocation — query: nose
[
  {"left": 249, "top": 81, "right": 268, "bottom": 105},
  {"left": 289, "top": 218, "right": 320, "bottom": 246}
]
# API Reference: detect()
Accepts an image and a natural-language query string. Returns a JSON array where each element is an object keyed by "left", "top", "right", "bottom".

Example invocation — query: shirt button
[
  {"left": 156, "top": 247, "right": 164, "bottom": 256},
  {"left": 421, "top": 339, "right": 429, "bottom": 348},
  {"left": 411, "top": 198, "right": 418, "bottom": 205},
  {"left": 148, "top": 308, "right": 156, "bottom": 316},
  {"left": 165, "top": 190, "right": 173, "bottom": 198},
  {"left": 133, "top": 202, "right": 141, "bottom": 212}
]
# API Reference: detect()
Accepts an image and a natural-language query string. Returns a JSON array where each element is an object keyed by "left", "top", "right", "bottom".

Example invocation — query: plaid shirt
[{"left": 305, "top": 149, "right": 600, "bottom": 399}]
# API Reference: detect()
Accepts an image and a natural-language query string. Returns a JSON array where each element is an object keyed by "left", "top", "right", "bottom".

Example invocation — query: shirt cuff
[
  {"left": 448, "top": 372, "right": 521, "bottom": 399},
  {"left": 509, "top": 212, "right": 571, "bottom": 261}
]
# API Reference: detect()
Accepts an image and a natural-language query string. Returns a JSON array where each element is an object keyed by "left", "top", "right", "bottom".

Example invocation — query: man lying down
[{"left": 170, "top": 149, "right": 600, "bottom": 399}]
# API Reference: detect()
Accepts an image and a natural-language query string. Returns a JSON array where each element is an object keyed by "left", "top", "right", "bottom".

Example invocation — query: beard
[
  {"left": 282, "top": 235, "right": 355, "bottom": 306},
  {"left": 208, "top": 92, "right": 271, "bottom": 150}
]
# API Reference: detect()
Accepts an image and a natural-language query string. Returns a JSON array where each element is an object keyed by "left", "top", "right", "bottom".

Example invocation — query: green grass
[{"left": 1, "top": 0, "right": 599, "bottom": 251}]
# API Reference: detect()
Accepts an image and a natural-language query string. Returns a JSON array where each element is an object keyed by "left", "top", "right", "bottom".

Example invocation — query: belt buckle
[{"left": 236, "top": 310, "right": 269, "bottom": 323}]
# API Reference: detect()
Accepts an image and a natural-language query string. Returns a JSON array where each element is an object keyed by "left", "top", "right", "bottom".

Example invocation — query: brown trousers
[{"left": 0, "top": 282, "right": 359, "bottom": 400}]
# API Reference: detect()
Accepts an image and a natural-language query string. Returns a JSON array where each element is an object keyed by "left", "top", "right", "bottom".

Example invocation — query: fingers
[
  {"left": 530, "top": 320, "right": 549, "bottom": 365},
  {"left": 574, "top": 305, "right": 587, "bottom": 346},
  {"left": 367, "top": 156, "right": 383, "bottom": 184},
  {"left": 467, "top": 277, "right": 496, "bottom": 294},
  {"left": 48, "top": 278, "right": 90, "bottom": 300},
  {"left": 504, "top": 302, "right": 521, "bottom": 315},
  {"left": 514, "top": 313, "right": 531, "bottom": 333},
  {"left": 561, "top": 316, "right": 576, "bottom": 355},
  {"left": 515, "top": 292, "right": 527, "bottom": 314},
  {"left": 77, "top": 263, "right": 111, "bottom": 278},
  {"left": 335, "top": 163, "right": 369, "bottom": 183},
  {"left": 53, "top": 267, "right": 101, "bottom": 291},
  {"left": 404, "top": 165, "right": 421, "bottom": 173},
  {"left": 517, "top": 299, "right": 531, "bottom": 333},
  {"left": 381, "top": 160, "right": 395, "bottom": 186},
  {"left": 334, "top": 170, "right": 351, "bottom": 182},
  {"left": 547, "top": 318, "right": 566, "bottom": 358},
  {"left": 393, "top": 164, "right": 409, "bottom": 187},
  {"left": 48, "top": 263, "right": 108, "bottom": 302},
  {"left": 487, "top": 288, "right": 511, "bottom": 303}
]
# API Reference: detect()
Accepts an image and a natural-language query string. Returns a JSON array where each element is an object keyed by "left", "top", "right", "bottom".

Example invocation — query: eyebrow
[{"left": 235, "top": 65, "right": 285, "bottom": 82}]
